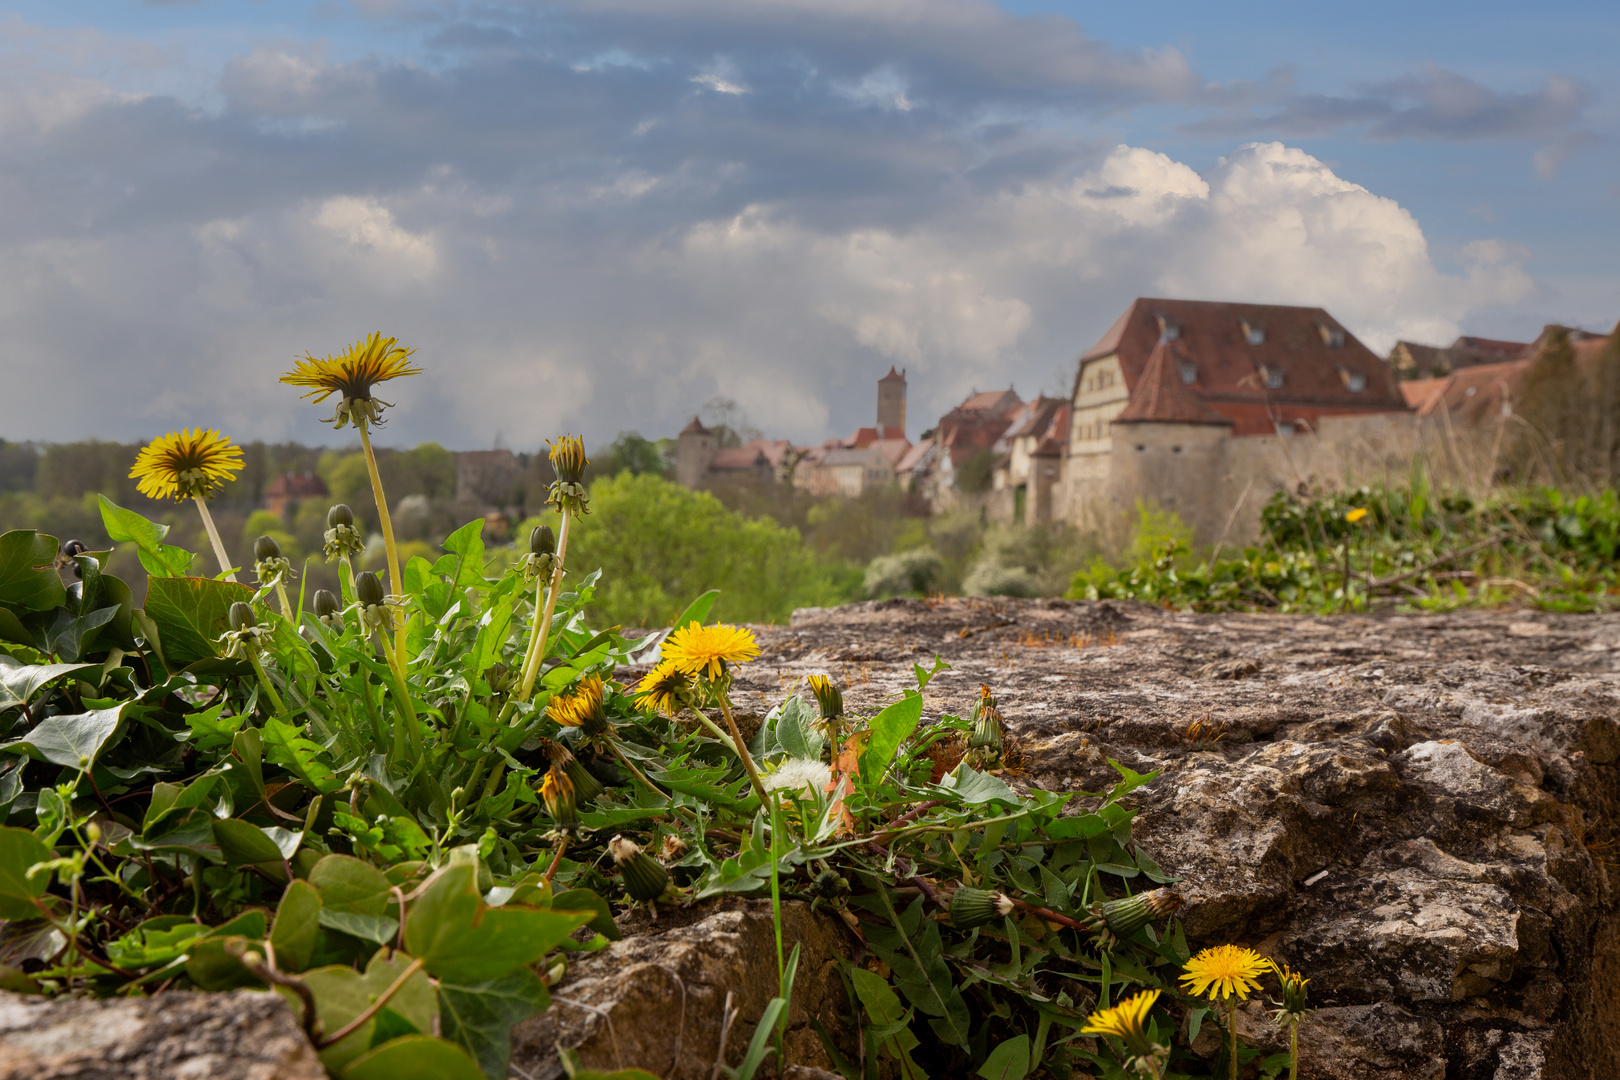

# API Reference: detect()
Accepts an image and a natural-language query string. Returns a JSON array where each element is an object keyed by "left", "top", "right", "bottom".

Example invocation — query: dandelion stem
[
  {"left": 247, "top": 652, "right": 287, "bottom": 716},
  {"left": 518, "top": 511, "right": 571, "bottom": 705},
  {"left": 273, "top": 578, "right": 294, "bottom": 620},
  {"left": 355, "top": 419, "right": 406, "bottom": 673},
  {"left": 1289, "top": 1018, "right": 1298, "bottom": 1080},
  {"left": 543, "top": 835, "right": 570, "bottom": 885},
  {"left": 1227, "top": 996, "right": 1238, "bottom": 1080},
  {"left": 610, "top": 740, "right": 667, "bottom": 799},
  {"left": 192, "top": 497, "right": 236, "bottom": 582},
  {"left": 716, "top": 693, "right": 770, "bottom": 806},
  {"left": 337, "top": 554, "right": 357, "bottom": 607}
]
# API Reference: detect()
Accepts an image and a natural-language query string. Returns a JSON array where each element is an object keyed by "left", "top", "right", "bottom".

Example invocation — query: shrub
[{"left": 864, "top": 547, "right": 944, "bottom": 597}]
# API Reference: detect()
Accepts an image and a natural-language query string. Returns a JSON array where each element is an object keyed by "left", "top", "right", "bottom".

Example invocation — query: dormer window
[
  {"left": 1318, "top": 323, "right": 1345, "bottom": 348},
  {"left": 1179, "top": 363, "right": 1197, "bottom": 385},
  {"left": 1345, "top": 372, "right": 1367, "bottom": 393},
  {"left": 1156, "top": 315, "right": 1179, "bottom": 342},
  {"left": 1241, "top": 320, "right": 1265, "bottom": 346},
  {"left": 1263, "top": 367, "right": 1284, "bottom": 390}
]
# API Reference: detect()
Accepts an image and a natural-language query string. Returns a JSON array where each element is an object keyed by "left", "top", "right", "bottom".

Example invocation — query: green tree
[
  {"left": 526, "top": 473, "right": 851, "bottom": 626},
  {"left": 588, "top": 432, "right": 669, "bottom": 480}
]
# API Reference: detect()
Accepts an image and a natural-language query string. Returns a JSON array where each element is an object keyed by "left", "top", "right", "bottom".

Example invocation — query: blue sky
[{"left": 0, "top": 0, "right": 1613, "bottom": 450}]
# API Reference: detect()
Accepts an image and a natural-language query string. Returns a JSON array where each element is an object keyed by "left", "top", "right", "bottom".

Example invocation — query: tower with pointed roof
[
  {"left": 877, "top": 367, "right": 907, "bottom": 439},
  {"left": 675, "top": 416, "right": 716, "bottom": 488}
]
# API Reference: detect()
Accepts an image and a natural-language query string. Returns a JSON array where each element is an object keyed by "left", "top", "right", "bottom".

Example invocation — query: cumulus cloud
[{"left": 0, "top": 5, "right": 1563, "bottom": 451}]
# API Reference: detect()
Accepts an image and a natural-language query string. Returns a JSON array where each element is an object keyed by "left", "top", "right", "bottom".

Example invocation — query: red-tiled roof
[
  {"left": 680, "top": 416, "right": 709, "bottom": 435},
  {"left": 870, "top": 438, "right": 911, "bottom": 468},
  {"left": 894, "top": 441, "right": 933, "bottom": 473},
  {"left": 1079, "top": 298, "right": 1407, "bottom": 436},
  {"left": 955, "top": 388, "right": 1021, "bottom": 415},
  {"left": 1114, "top": 342, "right": 1233, "bottom": 426}
]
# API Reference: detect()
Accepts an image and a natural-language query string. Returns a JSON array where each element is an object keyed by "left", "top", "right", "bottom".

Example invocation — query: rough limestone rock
[
  {"left": 510, "top": 900, "right": 857, "bottom": 1080},
  {"left": 0, "top": 986, "right": 324, "bottom": 1079},
  {"left": 523, "top": 600, "right": 1614, "bottom": 1080}
]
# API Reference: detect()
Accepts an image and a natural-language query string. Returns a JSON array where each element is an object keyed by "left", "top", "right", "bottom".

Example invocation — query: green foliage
[
  {"left": 864, "top": 548, "right": 943, "bottom": 598},
  {"left": 1070, "top": 482, "right": 1620, "bottom": 613},
  {"left": 587, "top": 432, "right": 670, "bottom": 481},
  {"left": 527, "top": 472, "right": 851, "bottom": 626}
]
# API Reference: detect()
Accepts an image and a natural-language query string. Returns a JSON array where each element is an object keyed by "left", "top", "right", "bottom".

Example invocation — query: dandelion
[
  {"left": 1081, "top": 989, "right": 1167, "bottom": 1079},
  {"left": 129, "top": 428, "right": 244, "bottom": 581},
  {"left": 762, "top": 758, "right": 832, "bottom": 800},
  {"left": 1182, "top": 944, "right": 1268, "bottom": 1080},
  {"left": 662, "top": 622, "right": 761, "bottom": 682},
  {"left": 1346, "top": 507, "right": 1369, "bottom": 523},
  {"left": 548, "top": 674, "right": 611, "bottom": 738},
  {"left": 218, "top": 603, "right": 285, "bottom": 715},
  {"left": 660, "top": 621, "right": 769, "bottom": 804},
  {"left": 548, "top": 435, "right": 589, "bottom": 515},
  {"left": 313, "top": 589, "right": 342, "bottom": 631},
  {"left": 635, "top": 660, "right": 695, "bottom": 718},
  {"left": 279, "top": 332, "right": 420, "bottom": 430},
  {"left": 537, "top": 736, "right": 605, "bottom": 803},
  {"left": 282, "top": 335, "right": 419, "bottom": 677},
  {"left": 253, "top": 535, "right": 295, "bottom": 616},
  {"left": 609, "top": 834, "right": 673, "bottom": 907},
  {"left": 1268, "top": 960, "right": 1312, "bottom": 1080}
]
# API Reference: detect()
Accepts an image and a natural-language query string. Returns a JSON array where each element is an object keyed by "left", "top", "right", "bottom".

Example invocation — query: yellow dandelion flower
[
  {"left": 662, "top": 622, "right": 759, "bottom": 680},
  {"left": 130, "top": 428, "right": 245, "bottom": 501},
  {"left": 539, "top": 766, "right": 578, "bottom": 827},
  {"left": 1180, "top": 944, "right": 1268, "bottom": 1001},
  {"left": 1081, "top": 989, "right": 1161, "bottom": 1053},
  {"left": 549, "top": 674, "right": 609, "bottom": 735},
  {"left": 636, "top": 660, "right": 694, "bottom": 717},
  {"left": 280, "top": 332, "right": 421, "bottom": 429},
  {"left": 1346, "top": 507, "right": 1369, "bottom": 523}
]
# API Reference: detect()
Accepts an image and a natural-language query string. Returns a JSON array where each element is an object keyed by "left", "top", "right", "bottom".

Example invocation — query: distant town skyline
[{"left": 0, "top": 0, "right": 1613, "bottom": 452}]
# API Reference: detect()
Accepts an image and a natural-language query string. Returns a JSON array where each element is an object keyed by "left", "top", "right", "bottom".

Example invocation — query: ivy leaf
[
  {"left": 339, "top": 1035, "right": 486, "bottom": 1080},
  {"left": 143, "top": 576, "right": 254, "bottom": 665},
  {"left": 97, "top": 497, "right": 196, "bottom": 578},
  {"left": 1, "top": 704, "right": 126, "bottom": 770},
  {"left": 211, "top": 819, "right": 287, "bottom": 866},
  {"left": 270, "top": 879, "right": 322, "bottom": 972},
  {"left": 438, "top": 967, "right": 550, "bottom": 1080},
  {"left": 303, "top": 950, "right": 439, "bottom": 1074},
  {"left": 0, "top": 658, "right": 96, "bottom": 712},
  {"left": 0, "top": 827, "right": 50, "bottom": 919},
  {"left": 309, "top": 855, "right": 392, "bottom": 916},
  {"left": 405, "top": 862, "right": 592, "bottom": 983},
  {"left": 0, "top": 531, "right": 65, "bottom": 613}
]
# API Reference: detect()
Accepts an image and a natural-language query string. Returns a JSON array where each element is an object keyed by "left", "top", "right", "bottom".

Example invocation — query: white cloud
[{"left": 310, "top": 196, "right": 438, "bottom": 283}]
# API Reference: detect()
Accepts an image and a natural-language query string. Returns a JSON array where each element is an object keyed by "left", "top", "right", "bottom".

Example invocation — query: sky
[{"left": 0, "top": 0, "right": 1615, "bottom": 452}]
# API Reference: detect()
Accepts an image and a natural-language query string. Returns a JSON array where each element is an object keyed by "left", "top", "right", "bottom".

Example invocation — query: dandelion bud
[
  {"left": 327, "top": 504, "right": 354, "bottom": 530},
  {"left": 484, "top": 662, "right": 514, "bottom": 696},
  {"left": 229, "top": 602, "right": 257, "bottom": 631},
  {"left": 549, "top": 436, "right": 587, "bottom": 485},
  {"left": 949, "top": 886, "right": 1014, "bottom": 930},
  {"left": 968, "top": 706, "right": 1004, "bottom": 753},
  {"left": 1096, "top": 888, "right": 1183, "bottom": 940},
  {"left": 806, "top": 674, "right": 843, "bottom": 720},
  {"left": 539, "top": 767, "right": 578, "bottom": 831},
  {"left": 323, "top": 504, "right": 363, "bottom": 561},
  {"left": 313, "top": 589, "right": 342, "bottom": 628},
  {"left": 254, "top": 535, "right": 282, "bottom": 562},
  {"left": 538, "top": 737, "right": 605, "bottom": 803},
  {"left": 529, "top": 524, "right": 556, "bottom": 557},
  {"left": 609, "top": 834, "right": 671, "bottom": 903},
  {"left": 355, "top": 571, "right": 386, "bottom": 607},
  {"left": 85, "top": 822, "right": 102, "bottom": 843},
  {"left": 813, "top": 868, "right": 849, "bottom": 899},
  {"left": 1271, "top": 961, "right": 1311, "bottom": 1021}
]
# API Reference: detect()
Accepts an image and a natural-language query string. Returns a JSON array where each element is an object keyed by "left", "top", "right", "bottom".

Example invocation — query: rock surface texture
[
  {"left": 531, "top": 600, "right": 1617, "bottom": 1080},
  {"left": 0, "top": 986, "right": 324, "bottom": 1079}
]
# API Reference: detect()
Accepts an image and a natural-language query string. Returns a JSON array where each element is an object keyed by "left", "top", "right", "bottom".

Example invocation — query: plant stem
[
  {"left": 1227, "top": 996, "right": 1238, "bottom": 1080},
  {"left": 248, "top": 652, "right": 287, "bottom": 716},
  {"left": 543, "top": 835, "right": 570, "bottom": 885},
  {"left": 355, "top": 419, "right": 406, "bottom": 673},
  {"left": 274, "top": 578, "right": 294, "bottom": 620},
  {"left": 338, "top": 554, "right": 357, "bottom": 607},
  {"left": 1289, "top": 1018, "right": 1298, "bottom": 1080},
  {"left": 518, "top": 511, "right": 572, "bottom": 705},
  {"left": 716, "top": 693, "right": 770, "bottom": 805},
  {"left": 316, "top": 956, "right": 425, "bottom": 1048},
  {"left": 610, "top": 741, "right": 668, "bottom": 798},
  {"left": 192, "top": 497, "right": 236, "bottom": 582}
]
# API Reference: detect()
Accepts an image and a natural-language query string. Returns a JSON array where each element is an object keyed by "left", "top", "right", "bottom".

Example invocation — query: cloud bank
[{"left": 0, "top": 4, "right": 1559, "bottom": 449}]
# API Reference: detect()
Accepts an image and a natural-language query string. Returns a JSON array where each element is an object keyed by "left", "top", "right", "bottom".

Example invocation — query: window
[
  {"left": 1157, "top": 315, "right": 1179, "bottom": 342},
  {"left": 1179, "top": 363, "right": 1197, "bottom": 385},
  {"left": 1242, "top": 320, "right": 1265, "bottom": 346},
  {"left": 1346, "top": 372, "right": 1367, "bottom": 393},
  {"left": 1319, "top": 324, "right": 1345, "bottom": 348},
  {"left": 1264, "top": 368, "right": 1285, "bottom": 390}
]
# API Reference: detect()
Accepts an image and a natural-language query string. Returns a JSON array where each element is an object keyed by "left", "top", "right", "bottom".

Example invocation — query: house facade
[{"left": 1060, "top": 298, "right": 1417, "bottom": 543}]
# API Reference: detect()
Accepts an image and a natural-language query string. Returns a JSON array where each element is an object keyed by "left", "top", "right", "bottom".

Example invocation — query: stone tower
[
  {"left": 877, "top": 366, "right": 907, "bottom": 438},
  {"left": 675, "top": 416, "right": 717, "bottom": 488}
]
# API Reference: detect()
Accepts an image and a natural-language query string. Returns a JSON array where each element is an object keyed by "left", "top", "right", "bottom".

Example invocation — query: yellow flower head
[
  {"left": 549, "top": 435, "right": 588, "bottom": 485},
  {"left": 1081, "top": 989, "right": 1161, "bottom": 1056},
  {"left": 1346, "top": 507, "right": 1369, "bottom": 523},
  {"left": 806, "top": 674, "right": 842, "bottom": 720},
  {"left": 662, "top": 621, "right": 759, "bottom": 680},
  {"left": 549, "top": 674, "right": 610, "bottom": 735},
  {"left": 539, "top": 766, "right": 578, "bottom": 828},
  {"left": 636, "top": 660, "right": 695, "bottom": 717},
  {"left": 280, "top": 332, "right": 421, "bottom": 429},
  {"left": 130, "top": 428, "right": 245, "bottom": 501},
  {"left": 1269, "top": 959, "right": 1311, "bottom": 1018},
  {"left": 1180, "top": 944, "right": 1268, "bottom": 1001}
]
